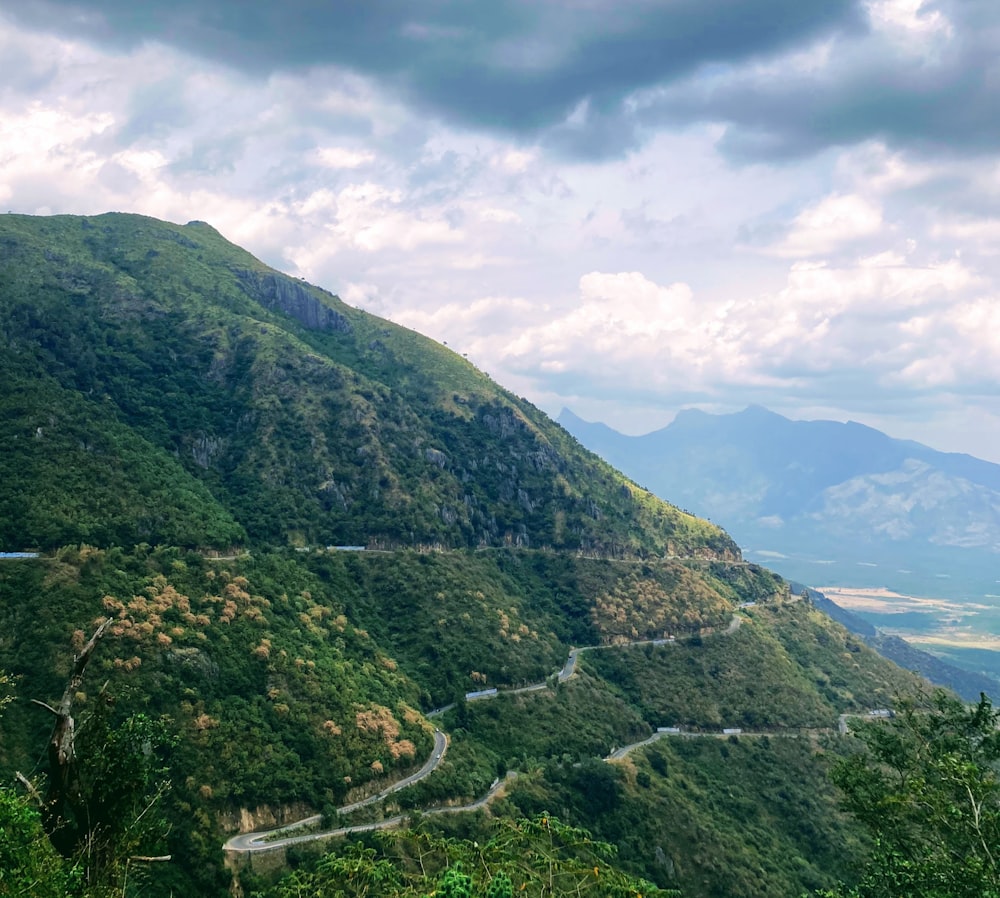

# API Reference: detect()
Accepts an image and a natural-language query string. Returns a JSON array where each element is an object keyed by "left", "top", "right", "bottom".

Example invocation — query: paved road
[
  {"left": 606, "top": 727, "right": 836, "bottom": 760},
  {"left": 225, "top": 760, "right": 515, "bottom": 854},
  {"left": 225, "top": 729, "right": 447, "bottom": 852},
  {"left": 223, "top": 610, "right": 803, "bottom": 855},
  {"left": 558, "top": 649, "right": 580, "bottom": 681}
]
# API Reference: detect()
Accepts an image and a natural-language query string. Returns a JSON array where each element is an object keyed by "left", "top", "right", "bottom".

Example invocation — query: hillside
[
  {"left": 798, "top": 585, "right": 1000, "bottom": 702},
  {"left": 0, "top": 212, "right": 732, "bottom": 559},
  {"left": 0, "top": 213, "right": 935, "bottom": 898}
]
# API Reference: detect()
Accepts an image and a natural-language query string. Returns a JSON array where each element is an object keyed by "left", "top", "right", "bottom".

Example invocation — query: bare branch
[
  {"left": 40, "top": 617, "right": 114, "bottom": 834},
  {"left": 15, "top": 771, "right": 43, "bottom": 807}
]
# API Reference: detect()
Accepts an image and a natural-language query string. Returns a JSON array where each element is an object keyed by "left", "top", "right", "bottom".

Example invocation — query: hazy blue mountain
[{"left": 558, "top": 406, "right": 1000, "bottom": 597}]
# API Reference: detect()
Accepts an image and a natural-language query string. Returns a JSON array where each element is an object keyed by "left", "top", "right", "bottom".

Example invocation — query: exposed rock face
[
  {"left": 425, "top": 448, "right": 448, "bottom": 469},
  {"left": 235, "top": 270, "right": 352, "bottom": 334},
  {"left": 191, "top": 433, "right": 226, "bottom": 469},
  {"left": 218, "top": 801, "right": 314, "bottom": 835}
]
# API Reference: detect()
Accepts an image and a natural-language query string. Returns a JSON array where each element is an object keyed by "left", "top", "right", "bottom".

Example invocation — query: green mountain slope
[
  {"left": 0, "top": 213, "right": 936, "bottom": 898},
  {"left": 0, "top": 212, "right": 731, "bottom": 557}
]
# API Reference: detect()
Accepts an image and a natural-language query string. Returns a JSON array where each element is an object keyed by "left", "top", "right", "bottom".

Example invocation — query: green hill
[
  {"left": 0, "top": 212, "right": 731, "bottom": 557},
  {"left": 0, "top": 213, "right": 931, "bottom": 898}
]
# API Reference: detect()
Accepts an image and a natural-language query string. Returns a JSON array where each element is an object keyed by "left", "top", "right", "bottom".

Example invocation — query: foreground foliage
[
  {"left": 0, "top": 671, "right": 76, "bottom": 896},
  {"left": 253, "top": 815, "right": 677, "bottom": 898},
  {"left": 821, "top": 691, "right": 1000, "bottom": 898},
  {"left": 0, "top": 653, "right": 173, "bottom": 898}
]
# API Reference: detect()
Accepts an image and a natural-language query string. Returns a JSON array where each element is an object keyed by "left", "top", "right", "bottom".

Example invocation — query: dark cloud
[
  {"left": 4, "top": 0, "right": 862, "bottom": 154},
  {"left": 648, "top": 0, "right": 1000, "bottom": 160}
]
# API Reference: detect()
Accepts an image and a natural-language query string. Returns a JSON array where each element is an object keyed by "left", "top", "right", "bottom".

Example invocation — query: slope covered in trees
[
  {"left": 0, "top": 212, "right": 948, "bottom": 898},
  {"left": 0, "top": 212, "right": 730, "bottom": 558}
]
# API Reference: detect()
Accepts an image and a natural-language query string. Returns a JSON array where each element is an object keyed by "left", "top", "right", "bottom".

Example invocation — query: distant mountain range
[{"left": 558, "top": 405, "right": 1000, "bottom": 598}]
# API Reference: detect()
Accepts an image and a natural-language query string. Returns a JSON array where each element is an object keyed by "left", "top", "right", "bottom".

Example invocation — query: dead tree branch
[{"left": 39, "top": 617, "right": 112, "bottom": 835}]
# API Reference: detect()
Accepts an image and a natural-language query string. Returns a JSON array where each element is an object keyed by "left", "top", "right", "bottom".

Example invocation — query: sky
[{"left": 3, "top": 0, "right": 1000, "bottom": 460}]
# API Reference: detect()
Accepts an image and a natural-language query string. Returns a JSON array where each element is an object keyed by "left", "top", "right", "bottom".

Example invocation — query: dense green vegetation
[
  {"left": 820, "top": 691, "right": 1000, "bottom": 898},
  {"left": 0, "top": 212, "right": 731, "bottom": 557},
  {"left": 585, "top": 602, "right": 920, "bottom": 731},
  {"left": 498, "top": 736, "right": 864, "bottom": 898},
  {"left": 0, "top": 212, "right": 958, "bottom": 898},
  {"left": 250, "top": 815, "right": 675, "bottom": 898},
  {"left": 0, "top": 548, "right": 432, "bottom": 896}
]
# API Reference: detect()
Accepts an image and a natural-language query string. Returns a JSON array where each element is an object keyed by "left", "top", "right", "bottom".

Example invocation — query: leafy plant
[{"left": 820, "top": 691, "right": 1000, "bottom": 898}]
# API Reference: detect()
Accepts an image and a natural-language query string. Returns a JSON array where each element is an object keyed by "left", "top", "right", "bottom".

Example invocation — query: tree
[
  {"left": 0, "top": 671, "right": 77, "bottom": 897},
  {"left": 820, "top": 690, "right": 1000, "bottom": 898},
  {"left": 260, "top": 814, "right": 678, "bottom": 898},
  {"left": 21, "top": 621, "right": 174, "bottom": 895}
]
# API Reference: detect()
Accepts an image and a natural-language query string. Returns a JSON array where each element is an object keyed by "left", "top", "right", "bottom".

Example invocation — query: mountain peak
[
  {"left": 738, "top": 404, "right": 784, "bottom": 419},
  {"left": 556, "top": 407, "right": 588, "bottom": 426}
]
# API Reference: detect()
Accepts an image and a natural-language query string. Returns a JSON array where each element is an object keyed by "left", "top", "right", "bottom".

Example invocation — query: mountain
[
  {"left": 558, "top": 405, "right": 1000, "bottom": 596},
  {"left": 0, "top": 213, "right": 937, "bottom": 898},
  {"left": 0, "top": 213, "right": 733, "bottom": 559}
]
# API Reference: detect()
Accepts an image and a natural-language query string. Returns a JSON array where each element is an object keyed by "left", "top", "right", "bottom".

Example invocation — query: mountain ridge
[
  {"left": 558, "top": 404, "right": 1000, "bottom": 592},
  {"left": 0, "top": 212, "right": 735, "bottom": 559}
]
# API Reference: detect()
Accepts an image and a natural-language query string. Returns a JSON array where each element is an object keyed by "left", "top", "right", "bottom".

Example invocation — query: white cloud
[
  {"left": 330, "top": 182, "right": 464, "bottom": 252},
  {"left": 865, "top": 0, "right": 954, "bottom": 39},
  {"left": 0, "top": 102, "right": 113, "bottom": 157},
  {"left": 480, "top": 248, "right": 983, "bottom": 408},
  {"left": 315, "top": 147, "right": 376, "bottom": 169},
  {"left": 773, "top": 193, "right": 885, "bottom": 258},
  {"left": 496, "top": 149, "right": 536, "bottom": 173},
  {"left": 478, "top": 206, "right": 522, "bottom": 224},
  {"left": 931, "top": 217, "right": 1000, "bottom": 253},
  {"left": 113, "top": 148, "right": 169, "bottom": 179},
  {"left": 835, "top": 143, "right": 936, "bottom": 195}
]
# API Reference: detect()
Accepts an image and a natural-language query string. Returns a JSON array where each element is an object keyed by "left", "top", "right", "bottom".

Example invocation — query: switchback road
[
  {"left": 224, "top": 729, "right": 447, "bottom": 852},
  {"left": 224, "top": 610, "right": 871, "bottom": 857}
]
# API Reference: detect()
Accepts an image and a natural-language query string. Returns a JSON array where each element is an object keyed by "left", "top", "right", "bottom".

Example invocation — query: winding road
[
  {"left": 605, "top": 727, "right": 834, "bottom": 761},
  {"left": 225, "top": 764, "right": 516, "bottom": 854},
  {"left": 224, "top": 608, "right": 876, "bottom": 856},
  {"left": 225, "top": 729, "right": 447, "bottom": 852}
]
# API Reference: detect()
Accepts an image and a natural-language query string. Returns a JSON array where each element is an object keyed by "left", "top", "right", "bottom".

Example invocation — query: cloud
[
  {"left": 315, "top": 147, "right": 376, "bottom": 169},
  {"left": 865, "top": 0, "right": 954, "bottom": 40},
  {"left": 461, "top": 244, "right": 984, "bottom": 410},
  {"left": 5, "top": 7, "right": 1000, "bottom": 461},
  {"left": 5, "top": 0, "right": 1000, "bottom": 169},
  {"left": 6, "top": 0, "right": 862, "bottom": 157},
  {"left": 772, "top": 193, "right": 885, "bottom": 257},
  {"left": 648, "top": 0, "right": 1000, "bottom": 161}
]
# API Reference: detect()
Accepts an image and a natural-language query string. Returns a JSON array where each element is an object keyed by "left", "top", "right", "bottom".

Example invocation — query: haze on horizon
[{"left": 3, "top": 1, "right": 1000, "bottom": 460}]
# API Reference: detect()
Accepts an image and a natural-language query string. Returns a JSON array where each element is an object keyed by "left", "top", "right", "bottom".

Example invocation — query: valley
[
  {"left": 0, "top": 212, "right": 968, "bottom": 898},
  {"left": 558, "top": 406, "right": 1000, "bottom": 686},
  {"left": 818, "top": 585, "right": 1000, "bottom": 679}
]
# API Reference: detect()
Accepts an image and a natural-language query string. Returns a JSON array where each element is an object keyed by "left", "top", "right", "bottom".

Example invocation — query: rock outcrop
[{"left": 235, "top": 270, "right": 352, "bottom": 334}]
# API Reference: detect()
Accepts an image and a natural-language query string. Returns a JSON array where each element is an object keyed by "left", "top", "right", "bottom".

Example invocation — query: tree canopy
[
  {"left": 256, "top": 815, "right": 677, "bottom": 898},
  {"left": 821, "top": 691, "right": 1000, "bottom": 898}
]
